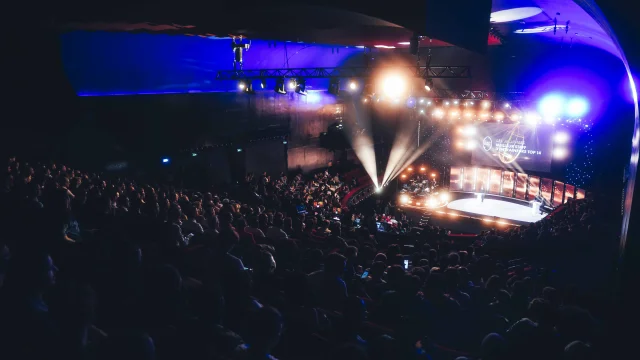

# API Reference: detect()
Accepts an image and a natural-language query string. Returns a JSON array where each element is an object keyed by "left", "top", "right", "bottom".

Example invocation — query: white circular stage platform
[{"left": 446, "top": 198, "right": 546, "bottom": 223}]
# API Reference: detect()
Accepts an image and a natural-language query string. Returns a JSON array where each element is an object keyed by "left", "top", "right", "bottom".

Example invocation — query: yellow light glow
[
  {"left": 431, "top": 173, "right": 436, "bottom": 177},
  {"left": 440, "top": 193, "right": 449, "bottom": 202},
  {"left": 420, "top": 167, "right": 426, "bottom": 172}
]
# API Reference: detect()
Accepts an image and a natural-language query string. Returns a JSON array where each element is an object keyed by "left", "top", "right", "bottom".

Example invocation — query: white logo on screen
[{"left": 482, "top": 136, "right": 492, "bottom": 151}]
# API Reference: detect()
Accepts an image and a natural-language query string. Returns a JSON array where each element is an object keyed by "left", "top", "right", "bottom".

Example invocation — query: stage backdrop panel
[
  {"left": 541, "top": 178, "right": 553, "bottom": 204},
  {"left": 527, "top": 176, "right": 540, "bottom": 200},
  {"left": 502, "top": 171, "right": 515, "bottom": 197},
  {"left": 515, "top": 173, "right": 528, "bottom": 200},
  {"left": 463, "top": 167, "right": 476, "bottom": 192},
  {"left": 450, "top": 167, "right": 463, "bottom": 191},
  {"left": 553, "top": 181, "right": 565, "bottom": 207},
  {"left": 476, "top": 168, "right": 490, "bottom": 192},
  {"left": 564, "top": 184, "right": 575, "bottom": 202},
  {"left": 576, "top": 188, "right": 586, "bottom": 200},
  {"left": 489, "top": 169, "right": 502, "bottom": 195},
  {"left": 245, "top": 140, "right": 286, "bottom": 176}
]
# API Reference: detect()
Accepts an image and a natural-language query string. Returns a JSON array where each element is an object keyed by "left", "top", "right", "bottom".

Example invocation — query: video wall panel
[
  {"left": 450, "top": 167, "right": 463, "bottom": 191},
  {"left": 476, "top": 168, "right": 490, "bottom": 192},
  {"left": 489, "top": 169, "right": 502, "bottom": 195},
  {"left": 528, "top": 176, "right": 540, "bottom": 200},
  {"left": 576, "top": 188, "right": 586, "bottom": 200},
  {"left": 564, "top": 184, "right": 575, "bottom": 203},
  {"left": 502, "top": 171, "right": 515, "bottom": 197},
  {"left": 553, "top": 181, "right": 565, "bottom": 207},
  {"left": 515, "top": 173, "right": 528, "bottom": 200},
  {"left": 463, "top": 167, "right": 476, "bottom": 192},
  {"left": 540, "top": 178, "right": 553, "bottom": 204}
]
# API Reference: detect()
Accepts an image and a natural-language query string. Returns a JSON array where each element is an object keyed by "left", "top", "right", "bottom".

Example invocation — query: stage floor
[{"left": 446, "top": 198, "right": 546, "bottom": 223}]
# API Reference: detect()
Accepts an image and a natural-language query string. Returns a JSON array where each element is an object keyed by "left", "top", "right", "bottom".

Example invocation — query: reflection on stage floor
[{"left": 446, "top": 198, "right": 546, "bottom": 223}]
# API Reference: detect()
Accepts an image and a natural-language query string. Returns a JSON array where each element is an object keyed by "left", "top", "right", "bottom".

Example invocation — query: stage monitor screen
[
  {"left": 502, "top": 171, "right": 515, "bottom": 197},
  {"left": 528, "top": 176, "right": 540, "bottom": 200},
  {"left": 476, "top": 168, "right": 490, "bottom": 193},
  {"left": 489, "top": 169, "right": 502, "bottom": 195},
  {"left": 553, "top": 181, "right": 565, "bottom": 206},
  {"left": 541, "top": 178, "right": 553, "bottom": 204},
  {"left": 576, "top": 188, "right": 586, "bottom": 200},
  {"left": 515, "top": 173, "right": 528, "bottom": 200},
  {"left": 471, "top": 123, "right": 554, "bottom": 172},
  {"left": 450, "top": 167, "right": 463, "bottom": 191},
  {"left": 565, "top": 184, "right": 575, "bottom": 203},
  {"left": 463, "top": 167, "right": 476, "bottom": 192}
]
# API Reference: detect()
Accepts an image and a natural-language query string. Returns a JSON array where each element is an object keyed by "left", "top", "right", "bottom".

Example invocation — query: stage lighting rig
[
  {"left": 232, "top": 36, "right": 251, "bottom": 70},
  {"left": 274, "top": 78, "right": 287, "bottom": 94},
  {"left": 329, "top": 78, "right": 340, "bottom": 95},
  {"left": 295, "top": 78, "right": 307, "bottom": 95},
  {"left": 259, "top": 79, "right": 267, "bottom": 89},
  {"left": 424, "top": 78, "right": 433, "bottom": 92}
]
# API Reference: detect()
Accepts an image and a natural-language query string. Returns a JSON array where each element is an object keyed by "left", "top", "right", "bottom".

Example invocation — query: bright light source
[
  {"left": 466, "top": 140, "right": 477, "bottom": 150},
  {"left": 407, "top": 167, "right": 413, "bottom": 171},
  {"left": 456, "top": 141, "right": 465, "bottom": 148},
  {"left": 363, "top": 97, "right": 368, "bottom": 103},
  {"left": 424, "top": 78, "right": 433, "bottom": 92},
  {"left": 419, "top": 99, "right": 424, "bottom": 104},
  {"left": 238, "top": 82, "right": 246, "bottom": 90},
  {"left": 494, "top": 111, "right": 505, "bottom": 121},
  {"left": 400, "top": 195, "right": 409, "bottom": 204},
  {"left": 525, "top": 112, "right": 541, "bottom": 124},
  {"left": 283, "top": 140, "right": 288, "bottom": 145},
  {"left": 427, "top": 198, "right": 437, "bottom": 208},
  {"left": 431, "top": 173, "right": 436, "bottom": 177},
  {"left": 382, "top": 75, "right": 406, "bottom": 97},
  {"left": 401, "top": 174, "right": 407, "bottom": 179},
  {"left": 554, "top": 132, "right": 570, "bottom": 144},
  {"left": 482, "top": 100, "right": 491, "bottom": 109},
  {"left": 416, "top": 202, "right": 421, "bottom": 206},
  {"left": 192, "top": 153, "right": 197, "bottom": 157},
  {"left": 539, "top": 94, "right": 565, "bottom": 119},
  {"left": 449, "top": 110, "right": 460, "bottom": 119},
  {"left": 510, "top": 112, "right": 522, "bottom": 121},
  {"left": 420, "top": 109, "right": 425, "bottom": 114},
  {"left": 463, "top": 126, "right": 476, "bottom": 136},
  {"left": 162, "top": 158, "right": 170, "bottom": 164},
  {"left": 553, "top": 147, "right": 568, "bottom": 159},
  {"left": 453, "top": 100, "right": 459, "bottom": 105},
  {"left": 566, "top": 97, "right": 589, "bottom": 117},
  {"left": 288, "top": 80, "right": 297, "bottom": 90},
  {"left": 440, "top": 193, "right": 449, "bottom": 202},
  {"left": 375, "top": 187, "right": 382, "bottom": 193},
  {"left": 504, "top": 102, "right": 510, "bottom": 108},
  {"left": 444, "top": 101, "right": 450, "bottom": 106},
  {"left": 479, "top": 112, "right": 490, "bottom": 120},
  {"left": 464, "top": 110, "right": 474, "bottom": 118},
  {"left": 237, "top": 148, "right": 243, "bottom": 152},
  {"left": 420, "top": 167, "right": 426, "bottom": 172},
  {"left": 433, "top": 108, "right": 445, "bottom": 119},
  {"left": 349, "top": 81, "right": 358, "bottom": 91}
]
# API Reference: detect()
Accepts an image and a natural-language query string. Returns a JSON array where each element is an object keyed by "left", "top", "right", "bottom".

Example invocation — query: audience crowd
[{"left": 0, "top": 158, "right": 603, "bottom": 360}]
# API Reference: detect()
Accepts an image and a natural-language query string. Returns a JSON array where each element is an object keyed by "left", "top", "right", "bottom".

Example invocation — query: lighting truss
[
  {"left": 429, "top": 89, "right": 526, "bottom": 101},
  {"left": 217, "top": 65, "right": 471, "bottom": 80}
]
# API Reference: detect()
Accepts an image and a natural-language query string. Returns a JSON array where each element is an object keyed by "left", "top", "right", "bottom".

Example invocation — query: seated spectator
[
  {"left": 266, "top": 216, "right": 288, "bottom": 241},
  {"left": 245, "top": 216, "right": 265, "bottom": 239},
  {"left": 308, "top": 253, "right": 348, "bottom": 310},
  {"left": 234, "top": 306, "right": 283, "bottom": 360},
  {"left": 181, "top": 204, "right": 204, "bottom": 235}
]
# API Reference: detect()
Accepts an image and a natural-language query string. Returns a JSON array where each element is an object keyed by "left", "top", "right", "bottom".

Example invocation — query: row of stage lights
[{"left": 238, "top": 78, "right": 361, "bottom": 96}]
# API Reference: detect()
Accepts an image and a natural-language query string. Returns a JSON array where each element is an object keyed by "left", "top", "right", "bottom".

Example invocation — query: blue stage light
[
  {"left": 566, "top": 97, "right": 589, "bottom": 117},
  {"left": 538, "top": 94, "right": 565, "bottom": 120},
  {"left": 162, "top": 158, "right": 170, "bottom": 164}
]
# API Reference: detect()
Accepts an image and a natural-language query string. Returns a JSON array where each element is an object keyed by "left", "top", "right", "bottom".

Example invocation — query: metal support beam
[
  {"left": 429, "top": 89, "right": 526, "bottom": 101},
  {"left": 217, "top": 65, "right": 471, "bottom": 80}
]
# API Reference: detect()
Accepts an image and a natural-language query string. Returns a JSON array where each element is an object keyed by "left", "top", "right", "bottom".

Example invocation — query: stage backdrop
[{"left": 472, "top": 123, "right": 554, "bottom": 172}]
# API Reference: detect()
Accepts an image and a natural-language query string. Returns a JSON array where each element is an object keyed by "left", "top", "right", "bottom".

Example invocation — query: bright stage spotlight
[
  {"left": 419, "top": 109, "right": 425, "bottom": 114},
  {"left": 295, "top": 79, "right": 307, "bottom": 95},
  {"left": 504, "top": 102, "right": 511, "bottom": 109},
  {"left": 349, "top": 81, "right": 358, "bottom": 91},
  {"left": 466, "top": 140, "right": 477, "bottom": 150},
  {"left": 433, "top": 108, "right": 445, "bottom": 119},
  {"left": 510, "top": 112, "right": 522, "bottom": 121},
  {"left": 453, "top": 100, "right": 459, "bottom": 105},
  {"left": 456, "top": 141, "right": 465, "bottom": 148},
  {"left": 288, "top": 79, "right": 297, "bottom": 90},
  {"left": 427, "top": 198, "right": 437, "bottom": 208},
  {"left": 375, "top": 187, "right": 382, "bottom": 193},
  {"left": 566, "top": 97, "right": 589, "bottom": 117},
  {"left": 553, "top": 147, "right": 568, "bottom": 159},
  {"left": 400, "top": 194, "right": 409, "bottom": 204},
  {"left": 382, "top": 75, "right": 406, "bottom": 97},
  {"left": 238, "top": 81, "right": 247, "bottom": 90},
  {"left": 554, "top": 132, "right": 570, "bottom": 144},
  {"left": 192, "top": 152, "right": 197, "bottom": 157},
  {"left": 162, "top": 158, "right": 170, "bottom": 164},
  {"left": 420, "top": 166, "right": 426, "bottom": 172},
  {"left": 431, "top": 173, "right": 436, "bottom": 178},
  {"left": 440, "top": 193, "right": 449, "bottom": 202},
  {"left": 463, "top": 125, "right": 476, "bottom": 136},
  {"left": 449, "top": 110, "right": 460, "bottom": 119},
  {"left": 444, "top": 101, "right": 450, "bottom": 106},
  {"left": 482, "top": 100, "right": 491, "bottom": 109},
  {"left": 424, "top": 78, "right": 433, "bottom": 92},
  {"left": 407, "top": 167, "right": 413, "bottom": 171},
  {"left": 525, "top": 112, "right": 541, "bottom": 124},
  {"left": 538, "top": 94, "right": 565, "bottom": 119},
  {"left": 463, "top": 110, "right": 474, "bottom": 119},
  {"left": 401, "top": 174, "right": 407, "bottom": 179},
  {"left": 494, "top": 111, "right": 505, "bottom": 121},
  {"left": 260, "top": 79, "right": 267, "bottom": 89}
]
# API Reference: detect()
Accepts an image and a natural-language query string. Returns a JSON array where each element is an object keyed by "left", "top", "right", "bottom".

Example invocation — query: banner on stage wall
[
  {"left": 515, "top": 173, "right": 528, "bottom": 200},
  {"left": 502, "top": 171, "right": 515, "bottom": 197},
  {"left": 553, "top": 181, "right": 565, "bottom": 207},
  {"left": 450, "top": 167, "right": 463, "bottom": 191},
  {"left": 489, "top": 169, "right": 502, "bottom": 195},
  {"left": 527, "top": 176, "right": 540, "bottom": 200}
]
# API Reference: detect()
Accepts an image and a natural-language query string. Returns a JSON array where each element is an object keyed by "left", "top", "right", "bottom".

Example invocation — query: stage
[{"left": 446, "top": 198, "right": 546, "bottom": 223}]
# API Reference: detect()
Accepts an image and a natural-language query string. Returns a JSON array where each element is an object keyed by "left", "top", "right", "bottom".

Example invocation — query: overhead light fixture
[
  {"left": 288, "top": 79, "right": 297, "bottom": 90},
  {"left": 328, "top": 78, "right": 340, "bottom": 95},
  {"left": 424, "top": 78, "right": 433, "bottom": 92},
  {"left": 349, "top": 81, "right": 358, "bottom": 91},
  {"left": 238, "top": 80, "right": 247, "bottom": 90},
  {"left": 259, "top": 79, "right": 267, "bottom": 89},
  {"left": 274, "top": 78, "right": 287, "bottom": 94},
  {"left": 295, "top": 78, "right": 307, "bottom": 95},
  {"left": 243, "top": 81, "right": 255, "bottom": 94}
]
